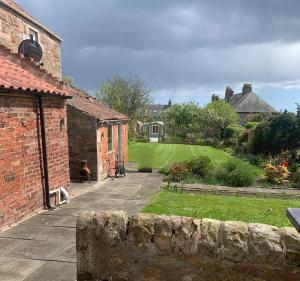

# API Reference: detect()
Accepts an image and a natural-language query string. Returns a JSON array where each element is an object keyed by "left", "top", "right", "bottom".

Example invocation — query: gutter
[{"left": 38, "top": 96, "right": 52, "bottom": 209}]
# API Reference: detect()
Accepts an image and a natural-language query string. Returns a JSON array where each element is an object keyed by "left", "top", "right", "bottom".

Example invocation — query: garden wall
[{"left": 77, "top": 211, "right": 300, "bottom": 281}]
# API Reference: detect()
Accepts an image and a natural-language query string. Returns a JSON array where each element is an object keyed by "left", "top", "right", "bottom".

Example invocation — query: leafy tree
[
  {"left": 251, "top": 110, "right": 300, "bottom": 155},
  {"left": 97, "top": 76, "right": 152, "bottom": 121},
  {"left": 199, "top": 100, "right": 238, "bottom": 139},
  {"left": 163, "top": 103, "right": 201, "bottom": 140}
]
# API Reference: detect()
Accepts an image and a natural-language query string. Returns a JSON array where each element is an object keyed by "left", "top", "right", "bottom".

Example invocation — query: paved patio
[{"left": 0, "top": 171, "right": 163, "bottom": 281}]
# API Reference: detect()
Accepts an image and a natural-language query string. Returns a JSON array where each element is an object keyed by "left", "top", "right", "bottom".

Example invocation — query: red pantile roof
[
  {"left": 68, "top": 87, "right": 129, "bottom": 122},
  {"left": 0, "top": 0, "right": 62, "bottom": 41},
  {"left": 0, "top": 44, "right": 70, "bottom": 97}
]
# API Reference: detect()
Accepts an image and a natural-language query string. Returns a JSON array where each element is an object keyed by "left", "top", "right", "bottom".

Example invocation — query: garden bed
[{"left": 170, "top": 183, "right": 300, "bottom": 199}]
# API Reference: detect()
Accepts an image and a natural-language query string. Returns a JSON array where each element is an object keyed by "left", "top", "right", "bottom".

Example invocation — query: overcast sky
[{"left": 17, "top": 0, "right": 300, "bottom": 111}]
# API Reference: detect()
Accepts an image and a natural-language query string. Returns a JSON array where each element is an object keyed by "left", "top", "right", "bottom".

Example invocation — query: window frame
[
  {"left": 152, "top": 125, "right": 159, "bottom": 134},
  {"left": 108, "top": 124, "right": 113, "bottom": 152},
  {"left": 29, "top": 28, "right": 38, "bottom": 43}
]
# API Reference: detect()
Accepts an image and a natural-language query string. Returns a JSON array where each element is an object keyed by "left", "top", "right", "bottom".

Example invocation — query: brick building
[
  {"left": 0, "top": 0, "right": 62, "bottom": 78},
  {"left": 67, "top": 88, "right": 129, "bottom": 181},
  {"left": 0, "top": 0, "right": 129, "bottom": 230},
  {"left": 0, "top": 45, "right": 71, "bottom": 230}
]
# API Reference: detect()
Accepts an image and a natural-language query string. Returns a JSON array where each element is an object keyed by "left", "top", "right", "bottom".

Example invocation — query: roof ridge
[
  {"left": 0, "top": 0, "right": 62, "bottom": 41},
  {"left": 0, "top": 44, "right": 64, "bottom": 91},
  {"left": 67, "top": 86, "right": 128, "bottom": 121}
]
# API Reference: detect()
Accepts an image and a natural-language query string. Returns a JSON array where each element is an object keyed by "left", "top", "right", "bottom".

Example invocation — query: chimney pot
[
  {"left": 225, "top": 86, "right": 234, "bottom": 101},
  {"left": 242, "top": 83, "right": 252, "bottom": 94}
]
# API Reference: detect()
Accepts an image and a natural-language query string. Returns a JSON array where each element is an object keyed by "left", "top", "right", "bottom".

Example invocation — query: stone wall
[
  {"left": 0, "top": 94, "right": 70, "bottom": 230},
  {"left": 67, "top": 105, "right": 98, "bottom": 181},
  {"left": 0, "top": 2, "right": 62, "bottom": 79},
  {"left": 77, "top": 211, "right": 300, "bottom": 281}
]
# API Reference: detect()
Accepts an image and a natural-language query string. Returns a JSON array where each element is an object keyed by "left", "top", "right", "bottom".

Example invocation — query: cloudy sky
[{"left": 17, "top": 0, "right": 300, "bottom": 111}]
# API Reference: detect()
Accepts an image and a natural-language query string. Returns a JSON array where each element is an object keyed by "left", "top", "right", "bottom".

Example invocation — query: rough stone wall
[
  {"left": 0, "top": 3, "right": 62, "bottom": 79},
  {"left": 0, "top": 94, "right": 70, "bottom": 230},
  {"left": 67, "top": 105, "right": 98, "bottom": 181},
  {"left": 97, "top": 122, "right": 128, "bottom": 180},
  {"left": 77, "top": 211, "right": 300, "bottom": 281}
]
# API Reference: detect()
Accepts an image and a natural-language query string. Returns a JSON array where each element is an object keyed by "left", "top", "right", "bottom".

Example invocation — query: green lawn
[
  {"left": 129, "top": 142, "right": 260, "bottom": 173},
  {"left": 143, "top": 190, "right": 300, "bottom": 227}
]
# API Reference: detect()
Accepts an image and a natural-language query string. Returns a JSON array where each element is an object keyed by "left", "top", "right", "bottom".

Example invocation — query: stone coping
[{"left": 170, "top": 183, "right": 300, "bottom": 199}]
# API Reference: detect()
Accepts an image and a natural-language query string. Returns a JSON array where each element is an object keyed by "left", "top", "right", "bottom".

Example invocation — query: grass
[
  {"left": 143, "top": 189, "right": 300, "bottom": 227},
  {"left": 129, "top": 142, "right": 261, "bottom": 174}
]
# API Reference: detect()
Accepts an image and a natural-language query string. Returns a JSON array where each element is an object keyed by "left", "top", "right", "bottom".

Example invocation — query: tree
[
  {"left": 163, "top": 103, "right": 201, "bottom": 141},
  {"left": 251, "top": 110, "right": 300, "bottom": 155},
  {"left": 97, "top": 76, "right": 152, "bottom": 121},
  {"left": 199, "top": 100, "right": 238, "bottom": 139}
]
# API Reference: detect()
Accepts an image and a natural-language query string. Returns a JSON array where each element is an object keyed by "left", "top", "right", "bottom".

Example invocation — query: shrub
[
  {"left": 185, "top": 155, "right": 213, "bottom": 178},
  {"left": 290, "top": 171, "right": 300, "bottom": 188},
  {"left": 223, "top": 124, "right": 245, "bottom": 139},
  {"left": 251, "top": 112, "right": 300, "bottom": 155},
  {"left": 263, "top": 163, "right": 290, "bottom": 185},
  {"left": 159, "top": 165, "right": 170, "bottom": 175},
  {"left": 216, "top": 159, "right": 256, "bottom": 187},
  {"left": 244, "top": 154, "right": 264, "bottom": 166},
  {"left": 245, "top": 122, "right": 260, "bottom": 129},
  {"left": 168, "top": 162, "right": 189, "bottom": 182}
]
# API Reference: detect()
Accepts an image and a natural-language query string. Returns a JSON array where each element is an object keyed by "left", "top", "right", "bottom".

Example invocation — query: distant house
[
  {"left": 140, "top": 121, "right": 164, "bottom": 143},
  {"left": 222, "top": 84, "right": 277, "bottom": 122},
  {"left": 141, "top": 100, "right": 172, "bottom": 122},
  {"left": 137, "top": 100, "right": 171, "bottom": 142},
  {"left": 67, "top": 88, "right": 129, "bottom": 181}
]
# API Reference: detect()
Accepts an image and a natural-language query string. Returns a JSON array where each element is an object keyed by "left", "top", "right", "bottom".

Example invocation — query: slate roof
[
  {"left": 67, "top": 88, "right": 128, "bottom": 122},
  {"left": 142, "top": 104, "right": 170, "bottom": 118},
  {"left": 0, "top": 0, "right": 62, "bottom": 41},
  {"left": 0, "top": 44, "right": 69, "bottom": 97},
  {"left": 228, "top": 92, "right": 277, "bottom": 113}
]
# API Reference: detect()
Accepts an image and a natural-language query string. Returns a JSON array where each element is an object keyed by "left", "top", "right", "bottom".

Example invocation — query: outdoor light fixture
[{"left": 287, "top": 208, "right": 300, "bottom": 232}]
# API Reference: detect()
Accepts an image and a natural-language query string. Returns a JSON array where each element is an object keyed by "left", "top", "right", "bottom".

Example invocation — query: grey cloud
[{"left": 17, "top": 0, "right": 300, "bottom": 109}]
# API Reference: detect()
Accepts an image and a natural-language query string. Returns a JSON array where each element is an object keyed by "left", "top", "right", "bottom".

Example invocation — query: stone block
[{"left": 248, "top": 223, "right": 283, "bottom": 263}]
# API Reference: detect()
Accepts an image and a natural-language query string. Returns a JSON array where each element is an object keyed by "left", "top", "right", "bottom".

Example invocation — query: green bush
[
  {"left": 185, "top": 155, "right": 213, "bottom": 178},
  {"left": 223, "top": 124, "right": 245, "bottom": 139},
  {"left": 159, "top": 165, "right": 170, "bottom": 175},
  {"left": 216, "top": 159, "right": 256, "bottom": 187},
  {"left": 245, "top": 122, "right": 260, "bottom": 129},
  {"left": 290, "top": 171, "right": 300, "bottom": 188},
  {"left": 250, "top": 112, "right": 300, "bottom": 155}
]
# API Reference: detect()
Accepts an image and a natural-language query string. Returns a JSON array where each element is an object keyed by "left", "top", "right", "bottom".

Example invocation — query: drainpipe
[{"left": 38, "top": 96, "right": 52, "bottom": 209}]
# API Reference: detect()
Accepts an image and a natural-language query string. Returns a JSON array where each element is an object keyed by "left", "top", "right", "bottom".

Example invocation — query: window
[
  {"left": 29, "top": 28, "right": 38, "bottom": 42},
  {"left": 152, "top": 125, "right": 159, "bottom": 134},
  {"left": 108, "top": 124, "right": 113, "bottom": 151}
]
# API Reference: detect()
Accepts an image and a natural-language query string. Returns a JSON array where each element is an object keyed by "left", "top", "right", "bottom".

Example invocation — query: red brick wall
[
  {"left": 97, "top": 122, "right": 128, "bottom": 179},
  {"left": 0, "top": 94, "right": 70, "bottom": 230}
]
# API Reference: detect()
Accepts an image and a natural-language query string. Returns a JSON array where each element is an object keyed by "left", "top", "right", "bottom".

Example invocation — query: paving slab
[
  {"left": 23, "top": 261, "right": 76, "bottom": 281},
  {"left": 0, "top": 171, "right": 162, "bottom": 280},
  {"left": 0, "top": 257, "right": 44, "bottom": 281}
]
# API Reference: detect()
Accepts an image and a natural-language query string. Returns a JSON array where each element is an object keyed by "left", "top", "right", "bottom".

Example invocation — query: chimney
[
  {"left": 225, "top": 86, "right": 234, "bottom": 101},
  {"left": 242, "top": 83, "right": 252, "bottom": 94}
]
